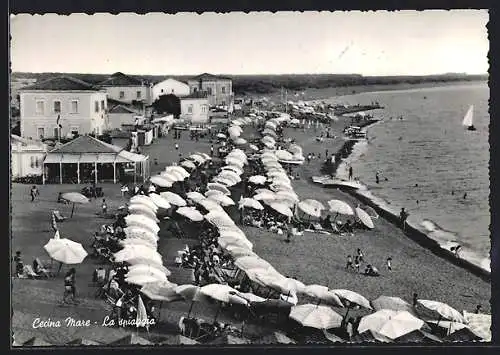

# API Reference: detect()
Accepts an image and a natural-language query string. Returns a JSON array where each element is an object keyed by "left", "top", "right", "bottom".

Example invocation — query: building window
[
  {"left": 221, "top": 86, "right": 226, "bottom": 94},
  {"left": 54, "top": 127, "right": 59, "bottom": 139},
  {"left": 95, "top": 101, "right": 99, "bottom": 113},
  {"left": 161, "top": 89, "right": 164, "bottom": 93},
  {"left": 207, "top": 87, "right": 212, "bottom": 95},
  {"left": 119, "top": 91, "right": 125, "bottom": 99},
  {"left": 71, "top": 127, "right": 79, "bottom": 136},
  {"left": 53, "top": 100, "right": 61, "bottom": 113},
  {"left": 30, "top": 156, "right": 36, "bottom": 168},
  {"left": 187, "top": 105, "right": 193, "bottom": 114},
  {"left": 136, "top": 91, "right": 142, "bottom": 99},
  {"left": 101, "top": 100, "right": 105, "bottom": 110},
  {"left": 70, "top": 100, "right": 79, "bottom": 113},
  {"left": 37, "top": 127, "right": 45, "bottom": 139},
  {"left": 222, "top": 101, "right": 226, "bottom": 106},
  {"left": 35, "top": 100, "right": 45, "bottom": 115}
]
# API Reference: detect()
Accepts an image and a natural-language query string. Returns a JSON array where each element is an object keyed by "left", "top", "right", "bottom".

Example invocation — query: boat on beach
[{"left": 462, "top": 105, "right": 476, "bottom": 131}]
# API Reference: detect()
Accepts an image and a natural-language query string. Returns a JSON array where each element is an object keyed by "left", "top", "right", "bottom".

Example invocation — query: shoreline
[{"left": 324, "top": 119, "right": 491, "bottom": 281}]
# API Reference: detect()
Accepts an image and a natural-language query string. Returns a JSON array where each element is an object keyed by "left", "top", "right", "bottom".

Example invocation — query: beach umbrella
[
  {"left": 249, "top": 144, "right": 259, "bottom": 151},
  {"left": 239, "top": 197, "right": 264, "bottom": 210},
  {"left": 269, "top": 202, "right": 293, "bottom": 217},
  {"left": 180, "top": 160, "right": 197, "bottom": 170},
  {"left": 331, "top": 289, "right": 372, "bottom": 309},
  {"left": 160, "top": 191, "right": 187, "bottom": 207},
  {"left": 254, "top": 192, "right": 276, "bottom": 201},
  {"left": 206, "top": 216, "right": 236, "bottom": 229},
  {"left": 233, "top": 137, "right": 247, "bottom": 145},
  {"left": 302, "top": 285, "right": 344, "bottom": 307},
  {"left": 162, "top": 170, "right": 185, "bottom": 182},
  {"left": 228, "top": 126, "right": 242, "bottom": 138},
  {"left": 463, "top": 311, "right": 491, "bottom": 341},
  {"left": 231, "top": 119, "right": 243, "bottom": 126},
  {"left": 176, "top": 206, "right": 204, "bottom": 222},
  {"left": 221, "top": 165, "right": 244, "bottom": 175},
  {"left": 219, "top": 228, "right": 247, "bottom": 240},
  {"left": 275, "top": 150, "right": 295, "bottom": 161},
  {"left": 127, "top": 265, "right": 170, "bottom": 279},
  {"left": 207, "top": 194, "right": 235, "bottom": 206},
  {"left": 416, "top": 300, "right": 466, "bottom": 323},
  {"left": 60, "top": 192, "right": 89, "bottom": 218},
  {"left": 186, "top": 191, "right": 206, "bottom": 202},
  {"left": 207, "top": 182, "right": 231, "bottom": 195},
  {"left": 235, "top": 255, "right": 274, "bottom": 272},
  {"left": 140, "top": 281, "right": 181, "bottom": 302},
  {"left": 275, "top": 190, "right": 299, "bottom": 203},
  {"left": 148, "top": 193, "right": 172, "bottom": 210},
  {"left": 205, "top": 189, "right": 224, "bottom": 198},
  {"left": 120, "top": 237, "right": 157, "bottom": 249},
  {"left": 428, "top": 320, "right": 469, "bottom": 335},
  {"left": 197, "top": 198, "right": 223, "bottom": 212},
  {"left": 297, "top": 199, "right": 325, "bottom": 218},
  {"left": 219, "top": 236, "right": 253, "bottom": 250},
  {"left": 165, "top": 165, "right": 190, "bottom": 178},
  {"left": 114, "top": 245, "right": 163, "bottom": 265},
  {"left": 327, "top": 200, "right": 354, "bottom": 216},
  {"left": 358, "top": 310, "right": 425, "bottom": 340},
  {"left": 213, "top": 176, "right": 237, "bottom": 187},
  {"left": 263, "top": 161, "right": 282, "bottom": 170},
  {"left": 355, "top": 207, "right": 375, "bottom": 229},
  {"left": 128, "top": 205, "right": 159, "bottom": 222},
  {"left": 266, "top": 170, "right": 287, "bottom": 178},
  {"left": 263, "top": 141, "right": 275, "bottom": 149},
  {"left": 150, "top": 175, "right": 174, "bottom": 188},
  {"left": 261, "top": 151, "right": 277, "bottom": 159},
  {"left": 371, "top": 296, "right": 414, "bottom": 313},
  {"left": 255, "top": 188, "right": 274, "bottom": 195},
  {"left": 199, "top": 284, "right": 241, "bottom": 303},
  {"left": 124, "top": 226, "right": 158, "bottom": 243},
  {"left": 130, "top": 195, "right": 158, "bottom": 212},
  {"left": 256, "top": 274, "right": 304, "bottom": 295},
  {"left": 218, "top": 171, "right": 242, "bottom": 184},
  {"left": 189, "top": 154, "right": 206, "bottom": 165},
  {"left": 248, "top": 175, "right": 267, "bottom": 185},
  {"left": 265, "top": 121, "right": 277, "bottom": 129},
  {"left": 288, "top": 144, "right": 303, "bottom": 155},
  {"left": 224, "top": 245, "right": 257, "bottom": 258},
  {"left": 225, "top": 156, "right": 245, "bottom": 168},
  {"left": 394, "top": 329, "right": 443, "bottom": 343},
  {"left": 43, "top": 238, "right": 88, "bottom": 264},
  {"left": 227, "top": 149, "right": 247, "bottom": 159},
  {"left": 351, "top": 330, "right": 394, "bottom": 343},
  {"left": 125, "top": 214, "right": 160, "bottom": 234},
  {"left": 217, "top": 133, "right": 226, "bottom": 139},
  {"left": 290, "top": 304, "right": 343, "bottom": 329},
  {"left": 262, "top": 129, "right": 277, "bottom": 138}
]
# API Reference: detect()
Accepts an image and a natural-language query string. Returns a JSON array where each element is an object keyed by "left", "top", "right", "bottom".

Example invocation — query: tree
[{"left": 152, "top": 94, "right": 181, "bottom": 118}]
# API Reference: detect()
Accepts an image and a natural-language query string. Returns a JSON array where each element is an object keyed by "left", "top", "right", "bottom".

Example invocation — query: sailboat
[{"left": 462, "top": 105, "right": 476, "bottom": 131}]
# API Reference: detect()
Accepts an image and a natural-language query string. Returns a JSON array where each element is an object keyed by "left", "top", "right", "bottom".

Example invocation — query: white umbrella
[
  {"left": 44, "top": 238, "right": 88, "bottom": 264},
  {"left": 328, "top": 200, "right": 354, "bottom": 216},
  {"left": 217, "top": 133, "right": 226, "bottom": 139},
  {"left": 189, "top": 154, "right": 206, "bottom": 165},
  {"left": 221, "top": 165, "right": 243, "bottom": 175},
  {"left": 207, "top": 183, "right": 231, "bottom": 195},
  {"left": 263, "top": 161, "right": 282, "bottom": 170},
  {"left": 128, "top": 205, "right": 159, "bottom": 222},
  {"left": 213, "top": 176, "right": 237, "bottom": 187},
  {"left": 219, "top": 236, "right": 253, "bottom": 251},
  {"left": 463, "top": 311, "right": 491, "bottom": 341},
  {"left": 355, "top": 207, "right": 375, "bottom": 229},
  {"left": 219, "top": 229, "right": 247, "bottom": 241},
  {"left": 205, "top": 210, "right": 234, "bottom": 224},
  {"left": 128, "top": 263, "right": 171, "bottom": 276},
  {"left": 125, "top": 214, "right": 160, "bottom": 234},
  {"left": 114, "top": 245, "right": 163, "bottom": 265},
  {"left": 165, "top": 166, "right": 190, "bottom": 178},
  {"left": 176, "top": 206, "right": 204, "bottom": 222},
  {"left": 150, "top": 175, "right": 174, "bottom": 188},
  {"left": 239, "top": 197, "right": 264, "bottom": 210},
  {"left": 127, "top": 266, "right": 169, "bottom": 280},
  {"left": 428, "top": 320, "right": 469, "bottom": 334},
  {"left": 162, "top": 170, "right": 185, "bottom": 182},
  {"left": 141, "top": 281, "right": 180, "bottom": 302},
  {"left": 186, "top": 191, "right": 206, "bottom": 203},
  {"left": 225, "top": 156, "right": 245, "bottom": 168},
  {"left": 208, "top": 194, "right": 235, "bottom": 207},
  {"left": 205, "top": 190, "right": 224, "bottom": 198},
  {"left": 275, "top": 150, "right": 295, "bottom": 161},
  {"left": 254, "top": 191, "right": 276, "bottom": 201},
  {"left": 249, "top": 144, "right": 259, "bottom": 151},
  {"left": 124, "top": 226, "right": 159, "bottom": 243},
  {"left": 371, "top": 296, "right": 414, "bottom": 313},
  {"left": 297, "top": 199, "right": 324, "bottom": 218},
  {"left": 233, "top": 137, "right": 247, "bottom": 145},
  {"left": 149, "top": 193, "right": 172, "bottom": 209},
  {"left": 269, "top": 202, "right": 293, "bottom": 217},
  {"left": 126, "top": 274, "right": 165, "bottom": 287},
  {"left": 302, "top": 285, "right": 344, "bottom": 307},
  {"left": 180, "top": 160, "right": 197, "bottom": 170},
  {"left": 218, "top": 171, "right": 242, "bottom": 183},
  {"left": 248, "top": 175, "right": 267, "bottom": 185},
  {"left": 275, "top": 190, "right": 299, "bottom": 202},
  {"left": 261, "top": 151, "right": 277, "bottom": 159},
  {"left": 290, "top": 304, "right": 343, "bottom": 329},
  {"left": 265, "top": 121, "right": 277, "bottom": 129},
  {"left": 160, "top": 192, "right": 187, "bottom": 207},
  {"left": 266, "top": 170, "right": 288, "bottom": 178},
  {"left": 358, "top": 310, "right": 425, "bottom": 340},
  {"left": 130, "top": 196, "right": 159, "bottom": 212},
  {"left": 120, "top": 237, "right": 157, "bottom": 249},
  {"left": 235, "top": 256, "right": 275, "bottom": 272},
  {"left": 199, "top": 284, "right": 241, "bottom": 303},
  {"left": 228, "top": 126, "right": 242, "bottom": 138},
  {"left": 331, "top": 289, "right": 372, "bottom": 309},
  {"left": 197, "top": 198, "right": 224, "bottom": 212},
  {"left": 416, "top": 300, "right": 466, "bottom": 323},
  {"left": 224, "top": 245, "right": 257, "bottom": 258}
]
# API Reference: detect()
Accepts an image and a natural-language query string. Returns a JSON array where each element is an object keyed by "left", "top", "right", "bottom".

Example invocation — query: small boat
[{"left": 462, "top": 105, "right": 476, "bottom": 131}]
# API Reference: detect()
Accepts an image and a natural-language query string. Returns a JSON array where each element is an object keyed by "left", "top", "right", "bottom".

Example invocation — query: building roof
[
  {"left": 99, "top": 72, "right": 146, "bottom": 87},
  {"left": 11, "top": 134, "right": 46, "bottom": 148},
  {"left": 108, "top": 104, "right": 138, "bottom": 114},
  {"left": 182, "top": 91, "right": 208, "bottom": 99},
  {"left": 49, "top": 135, "right": 122, "bottom": 154},
  {"left": 20, "top": 76, "right": 100, "bottom": 91},
  {"left": 153, "top": 78, "right": 190, "bottom": 86},
  {"left": 189, "top": 73, "right": 232, "bottom": 81}
]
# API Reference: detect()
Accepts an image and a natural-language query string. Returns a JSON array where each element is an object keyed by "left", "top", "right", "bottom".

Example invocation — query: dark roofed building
[
  {"left": 98, "top": 72, "right": 153, "bottom": 105},
  {"left": 98, "top": 72, "right": 147, "bottom": 87},
  {"left": 191, "top": 72, "right": 233, "bottom": 81},
  {"left": 21, "top": 76, "right": 101, "bottom": 91},
  {"left": 187, "top": 73, "right": 234, "bottom": 111},
  {"left": 183, "top": 91, "right": 208, "bottom": 99}
]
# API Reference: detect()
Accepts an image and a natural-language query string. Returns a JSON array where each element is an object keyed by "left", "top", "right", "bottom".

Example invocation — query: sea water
[{"left": 329, "top": 82, "right": 490, "bottom": 270}]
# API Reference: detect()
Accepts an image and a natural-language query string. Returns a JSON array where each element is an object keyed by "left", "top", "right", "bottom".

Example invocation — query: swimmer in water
[
  {"left": 452, "top": 190, "right": 455, "bottom": 195},
  {"left": 463, "top": 192, "right": 467, "bottom": 199},
  {"left": 415, "top": 183, "right": 418, "bottom": 187},
  {"left": 398, "top": 137, "right": 402, "bottom": 141}
]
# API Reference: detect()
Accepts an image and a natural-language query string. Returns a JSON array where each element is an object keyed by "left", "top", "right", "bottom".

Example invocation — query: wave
[{"left": 334, "top": 126, "right": 491, "bottom": 277}]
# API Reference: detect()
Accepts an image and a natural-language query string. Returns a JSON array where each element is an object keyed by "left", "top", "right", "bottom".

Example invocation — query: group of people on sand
[{"left": 345, "top": 249, "right": 393, "bottom": 276}]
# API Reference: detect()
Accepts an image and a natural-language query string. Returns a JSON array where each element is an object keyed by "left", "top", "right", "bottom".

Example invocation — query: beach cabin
[
  {"left": 187, "top": 73, "right": 234, "bottom": 112},
  {"left": 11, "top": 134, "right": 47, "bottom": 179},
  {"left": 180, "top": 92, "right": 210, "bottom": 124},
  {"left": 98, "top": 72, "right": 153, "bottom": 106},
  {"left": 42, "top": 135, "right": 150, "bottom": 184},
  {"left": 19, "top": 76, "right": 108, "bottom": 140},
  {"left": 152, "top": 78, "right": 190, "bottom": 101}
]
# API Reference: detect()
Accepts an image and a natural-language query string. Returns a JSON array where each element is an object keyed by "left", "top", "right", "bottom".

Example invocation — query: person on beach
[
  {"left": 354, "top": 255, "right": 360, "bottom": 273},
  {"left": 463, "top": 192, "right": 467, "bottom": 199},
  {"left": 475, "top": 305, "right": 482, "bottom": 314},
  {"left": 451, "top": 245, "right": 461, "bottom": 258},
  {"left": 399, "top": 208, "right": 409, "bottom": 231},
  {"left": 101, "top": 199, "right": 107, "bottom": 216},
  {"left": 63, "top": 268, "right": 77, "bottom": 304},
  {"left": 386, "top": 257, "right": 392, "bottom": 271},
  {"left": 210, "top": 145, "right": 214, "bottom": 157},
  {"left": 348, "top": 166, "right": 353, "bottom": 180},
  {"left": 30, "top": 185, "right": 39, "bottom": 202},
  {"left": 307, "top": 154, "right": 311, "bottom": 164},
  {"left": 375, "top": 172, "right": 380, "bottom": 184},
  {"left": 325, "top": 149, "right": 329, "bottom": 160},
  {"left": 356, "top": 248, "right": 364, "bottom": 263},
  {"left": 13, "top": 251, "right": 23, "bottom": 277},
  {"left": 412, "top": 293, "right": 418, "bottom": 307},
  {"left": 345, "top": 255, "right": 354, "bottom": 271},
  {"left": 175, "top": 143, "right": 179, "bottom": 151}
]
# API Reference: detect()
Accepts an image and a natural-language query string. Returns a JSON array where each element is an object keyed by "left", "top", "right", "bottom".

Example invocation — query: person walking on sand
[
  {"left": 348, "top": 166, "right": 353, "bottom": 180},
  {"left": 30, "top": 185, "right": 39, "bottom": 202},
  {"left": 345, "top": 255, "right": 354, "bottom": 271},
  {"left": 356, "top": 248, "right": 364, "bottom": 263},
  {"left": 210, "top": 145, "right": 214, "bottom": 157},
  {"left": 399, "top": 208, "right": 409, "bottom": 231},
  {"left": 63, "top": 268, "right": 77, "bottom": 304},
  {"left": 412, "top": 293, "right": 418, "bottom": 307},
  {"left": 101, "top": 199, "right": 107, "bottom": 216},
  {"left": 325, "top": 149, "right": 329, "bottom": 160},
  {"left": 386, "top": 257, "right": 392, "bottom": 271},
  {"left": 375, "top": 172, "right": 380, "bottom": 184},
  {"left": 354, "top": 255, "right": 360, "bottom": 273}
]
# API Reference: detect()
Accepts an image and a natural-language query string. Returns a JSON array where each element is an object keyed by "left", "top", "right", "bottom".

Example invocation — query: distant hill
[{"left": 11, "top": 72, "right": 488, "bottom": 95}]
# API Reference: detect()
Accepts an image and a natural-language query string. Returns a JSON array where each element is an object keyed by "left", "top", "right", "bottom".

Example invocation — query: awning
[
  {"left": 43, "top": 154, "right": 62, "bottom": 164},
  {"left": 43, "top": 150, "right": 149, "bottom": 164}
]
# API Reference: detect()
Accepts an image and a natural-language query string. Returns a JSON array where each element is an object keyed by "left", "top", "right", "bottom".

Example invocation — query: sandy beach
[{"left": 11, "top": 112, "right": 490, "bottom": 345}]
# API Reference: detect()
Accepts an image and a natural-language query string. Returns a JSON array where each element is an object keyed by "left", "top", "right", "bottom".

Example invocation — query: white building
[
  {"left": 152, "top": 78, "right": 190, "bottom": 101},
  {"left": 107, "top": 104, "right": 142, "bottom": 130},
  {"left": 187, "top": 73, "right": 234, "bottom": 112},
  {"left": 180, "top": 92, "right": 209, "bottom": 124},
  {"left": 19, "top": 76, "right": 108, "bottom": 140},
  {"left": 99, "top": 72, "right": 153, "bottom": 106},
  {"left": 11, "top": 134, "right": 47, "bottom": 178}
]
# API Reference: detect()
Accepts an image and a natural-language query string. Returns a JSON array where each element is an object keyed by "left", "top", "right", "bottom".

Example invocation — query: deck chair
[
  {"left": 22, "top": 265, "right": 41, "bottom": 279},
  {"left": 52, "top": 210, "right": 66, "bottom": 222},
  {"left": 34, "top": 258, "right": 52, "bottom": 278}
]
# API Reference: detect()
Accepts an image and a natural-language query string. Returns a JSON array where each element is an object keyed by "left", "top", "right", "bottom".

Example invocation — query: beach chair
[
  {"left": 22, "top": 265, "right": 41, "bottom": 279},
  {"left": 52, "top": 210, "right": 66, "bottom": 222},
  {"left": 34, "top": 258, "right": 52, "bottom": 278}
]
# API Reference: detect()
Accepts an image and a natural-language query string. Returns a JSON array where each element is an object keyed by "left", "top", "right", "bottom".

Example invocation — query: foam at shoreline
[{"left": 333, "top": 126, "right": 490, "bottom": 278}]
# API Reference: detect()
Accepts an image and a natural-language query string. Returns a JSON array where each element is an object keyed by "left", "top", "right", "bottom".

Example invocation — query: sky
[{"left": 10, "top": 10, "right": 489, "bottom": 76}]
